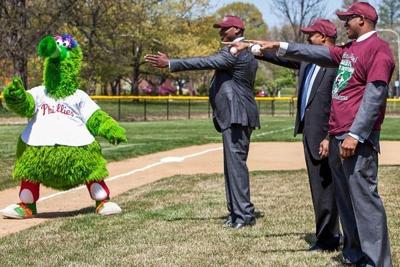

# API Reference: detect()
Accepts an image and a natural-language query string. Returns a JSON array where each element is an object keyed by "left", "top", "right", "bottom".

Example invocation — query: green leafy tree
[
  {"left": 113, "top": 0, "right": 212, "bottom": 96},
  {"left": 215, "top": 2, "right": 268, "bottom": 39},
  {"left": 266, "top": 67, "right": 296, "bottom": 96}
]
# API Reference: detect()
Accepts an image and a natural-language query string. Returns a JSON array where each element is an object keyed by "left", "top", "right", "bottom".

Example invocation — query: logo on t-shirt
[
  {"left": 332, "top": 52, "right": 357, "bottom": 100},
  {"left": 41, "top": 103, "right": 75, "bottom": 117}
]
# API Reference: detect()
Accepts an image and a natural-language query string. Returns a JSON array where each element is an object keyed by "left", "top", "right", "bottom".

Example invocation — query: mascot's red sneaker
[
  {"left": 2, "top": 203, "right": 37, "bottom": 219},
  {"left": 96, "top": 200, "right": 122, "bottom": 216}
]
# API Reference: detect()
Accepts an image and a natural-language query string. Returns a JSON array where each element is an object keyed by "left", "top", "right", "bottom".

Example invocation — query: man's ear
[
  {"left": 321, "top": 34, "right": 327, "bottom": 44},
  {"left": 358, "top": 16, "right": 366, "bottom": 27}
]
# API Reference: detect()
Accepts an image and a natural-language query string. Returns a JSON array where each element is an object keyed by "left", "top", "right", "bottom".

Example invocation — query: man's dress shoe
[
  {"left": 223, "top": 216, "right": 234, "bottom": 227},
  {"left": 309, "top": 243, "right": 339, "bottom": 252},
  {"left": 230, "top": 218, "right": 256, "bottom": 229}
]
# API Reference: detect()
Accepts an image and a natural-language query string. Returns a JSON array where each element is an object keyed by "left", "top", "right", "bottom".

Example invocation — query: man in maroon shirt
[{"left": 228, "top": 2, "right": 394, "bottom": 267}]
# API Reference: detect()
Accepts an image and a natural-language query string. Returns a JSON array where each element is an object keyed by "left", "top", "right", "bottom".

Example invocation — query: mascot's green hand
[
  {"left": 87, "top": 109, "right": 128, "bottom": 145},
  {"left": 108, "top": 125, "right": 128, "bottom": 145},
  {"left": 4, "top": 77, "right": 25, "bottom": 96},
  {"left": 3, "top": 77, "right": 35, "bottom": 118}
]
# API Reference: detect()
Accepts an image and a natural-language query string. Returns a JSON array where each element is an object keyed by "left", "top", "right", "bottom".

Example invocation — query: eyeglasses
[{"left": 345, "top": 15, "right": 362, "bottom": 23}]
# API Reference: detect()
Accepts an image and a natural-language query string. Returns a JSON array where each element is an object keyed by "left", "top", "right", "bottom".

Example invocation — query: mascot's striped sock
[
  {"left": 86, "top": 180, "right": 110, "bottom": 201},
  {"left": 86, "top": 180, "right": 122, "bottom": 215},
  {"left": 20, "top": 180, "right": 40, "bottom": 204},
  {"left": 19, "top": 180, "right": 39, "bottom": 214},
  {"left": 18, "top": 180, "right": 39, "bottom": 216}
]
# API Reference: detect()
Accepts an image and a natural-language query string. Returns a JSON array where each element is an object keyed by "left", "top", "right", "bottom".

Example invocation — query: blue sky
[{"left": 210, "top": 0, "right": 381, "bottom": 28}]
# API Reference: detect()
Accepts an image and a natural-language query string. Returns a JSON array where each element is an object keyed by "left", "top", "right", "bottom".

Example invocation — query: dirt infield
[{"left": 1, "top": 141, "right": 400, "bottom": 237}]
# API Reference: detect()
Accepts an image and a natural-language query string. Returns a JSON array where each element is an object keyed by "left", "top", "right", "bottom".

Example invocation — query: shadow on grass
[
  {"left": 264, "top": 232, "right": 313, "bottom": 239},
  {"left": 164, "top": 211, "right": 265, "bottom": 222},
  {"left": 260, "top": 248, "right": 309, "bottom": 253},
  {"left": 35, "top": 207, "right": 94, "bottom": 219},
  {"left": 256, "top": 232, "right": 316, "bottom": 253}
]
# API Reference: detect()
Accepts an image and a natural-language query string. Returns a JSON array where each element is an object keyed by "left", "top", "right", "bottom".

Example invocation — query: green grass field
[
  {"left": 1, "top": 116, "right": 400, "bottom": 265},
  {"left": 0, "top": 167, "right": 399, "bottom": 266},
  {"left": 0, "top": 116, "right": 300, "bottom": 190},
  {"left": 1, "top": 116, "right": 400, "bottom": 190}
]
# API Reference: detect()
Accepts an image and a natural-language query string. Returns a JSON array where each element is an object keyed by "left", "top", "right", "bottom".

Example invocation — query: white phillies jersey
[{"left": 21, "top": 86, "right": 100, "bottom": 146}]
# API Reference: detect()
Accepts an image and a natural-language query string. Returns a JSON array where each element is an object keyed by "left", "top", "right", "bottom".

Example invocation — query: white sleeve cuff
[
  {"left": 277, "top": 42, "right": 289, "bottom": 56},
  {"left": 348, "top": 132, "right": 364, "bottom": 143}
]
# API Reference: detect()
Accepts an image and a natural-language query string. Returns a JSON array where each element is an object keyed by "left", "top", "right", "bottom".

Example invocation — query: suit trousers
[
  {"left": 222, "top": 124, "right": 255, "bottom": 224},
  {"left": 303, "top": 138, "right": 340, "bottom": 248},
  {"left": 329, "top": 138, "right": 392, "bottom": 267}
]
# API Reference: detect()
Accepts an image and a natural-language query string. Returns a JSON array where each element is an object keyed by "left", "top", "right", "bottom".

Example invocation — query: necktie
[{"left": 300, "top": 64, "right": 316, "bottom": 120}]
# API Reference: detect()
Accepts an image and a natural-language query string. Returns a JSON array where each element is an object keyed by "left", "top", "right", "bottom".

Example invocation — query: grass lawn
[
  {"left": 0, "top": 167, "right": 399, "bottom": 266},
  {"left": 0, "top": 116, "right": 300, "bottom": 190},
  {"left": 1, "top": 116, "right": 400, "bottom": 190}
]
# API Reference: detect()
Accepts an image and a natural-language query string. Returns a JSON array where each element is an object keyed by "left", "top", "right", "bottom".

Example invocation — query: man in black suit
[
  {"left": 254, "top": 19, "right": 341, "bottom": 251},
  {"left": 145, "top": 15, "right": 260, "bottom": 229}
]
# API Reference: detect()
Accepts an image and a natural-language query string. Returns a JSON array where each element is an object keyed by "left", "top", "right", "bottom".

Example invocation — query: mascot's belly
[{"left": 13, "top": 138, "right": 108, "bottom": 190}]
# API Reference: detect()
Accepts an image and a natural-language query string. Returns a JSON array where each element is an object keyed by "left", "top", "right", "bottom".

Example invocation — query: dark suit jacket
[
  {"left": 259, "top": 52, "right": 336, "bottom": 160},
  {"left": 170, "top": 46, "right": 260, "bottom": 132}
]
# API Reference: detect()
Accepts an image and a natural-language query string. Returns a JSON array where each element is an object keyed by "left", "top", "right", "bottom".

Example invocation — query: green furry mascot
[{"left": 1, "top": 34, "right": 127, "bottom": 219}]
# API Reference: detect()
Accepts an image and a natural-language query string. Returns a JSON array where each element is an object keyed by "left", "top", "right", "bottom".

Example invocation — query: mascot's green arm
[
  {"left": 87, "top": 110, "right": 128, "bottom": 145},
  {"left": 3, "top": 77, "right": 35, "bottom": 118}
]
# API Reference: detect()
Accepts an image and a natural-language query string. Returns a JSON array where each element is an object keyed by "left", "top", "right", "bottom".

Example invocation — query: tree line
[{"left": 0, "top": 0, "right": 399, "bottom": 97}]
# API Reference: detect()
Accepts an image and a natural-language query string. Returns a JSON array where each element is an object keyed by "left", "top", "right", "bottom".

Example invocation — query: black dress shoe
[
  {"left": 223, "top": 215, "right": 234, "bottom": 227},
  {"left": 309, "top": 243, "right": 339, "bottom": 252},
  {"left": 230, "top": 218, "right": 256, "bottom": 229},
  {"left": 341, "top": 256, "right": 368, "bottom": 267}
]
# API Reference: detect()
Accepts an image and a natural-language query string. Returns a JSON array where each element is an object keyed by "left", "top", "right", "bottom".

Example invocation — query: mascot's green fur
[{"left": 3, "top": 35, "right": 127, "bottom": 190}]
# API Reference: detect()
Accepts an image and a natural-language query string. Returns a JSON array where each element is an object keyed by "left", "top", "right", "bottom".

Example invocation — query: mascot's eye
[
  {"left": 63, "top": 40, "right": 71, "bottom": 48},
  {"left": 56, "top": 40, "right": 62, "bottom": 45}
]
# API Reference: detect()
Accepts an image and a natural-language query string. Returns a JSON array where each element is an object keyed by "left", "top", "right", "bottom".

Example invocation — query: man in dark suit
[
  {"left": 145, "top": 15, "right": 260, "bottom": 229},
  {"left": 256, "top": 19, "right": 340, "bottom": 251}
]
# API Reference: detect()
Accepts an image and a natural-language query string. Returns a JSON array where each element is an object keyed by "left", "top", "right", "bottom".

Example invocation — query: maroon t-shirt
[{"left": 328, "top": 33, "right": 395, "bottom": 135}]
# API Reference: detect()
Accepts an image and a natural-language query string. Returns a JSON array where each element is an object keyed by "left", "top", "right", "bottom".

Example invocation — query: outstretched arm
[
  {"left": 226, "top": 40, "right": 340, "bottom": 68},
  {"left": 281, "top": 43, "right": 338, "bottom": 68},
  {"left": 145, "top": 48, "right": 236, "bottom": 72},
  {"left": 221, "top": 41, "right": 300, "bottom": 69},
  {"left": 86, "top": 110, "right": 127, "bottom": 145},
  {"left": 3, "top": 77, "right": 35, "bottom": 118}
]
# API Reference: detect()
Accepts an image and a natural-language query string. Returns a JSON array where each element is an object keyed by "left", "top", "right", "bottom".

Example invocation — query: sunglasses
[{"left": 345, "top": 15, "right": 363, "bottom": 23}]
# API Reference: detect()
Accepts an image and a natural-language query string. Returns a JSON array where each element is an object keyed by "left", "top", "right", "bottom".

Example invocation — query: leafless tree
[
  {"left": 0, "top": 0, "right": 78, "bottom": 89},
  {"left": 378, "top": 0, "right": 400, "bottom": 27},
  {"left": 272, "top": 0, "right": 328, "bottom": 42}
]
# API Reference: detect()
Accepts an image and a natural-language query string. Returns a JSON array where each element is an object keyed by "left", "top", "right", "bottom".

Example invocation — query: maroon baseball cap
[
  {"left": 301, "top": 18, "right": 337, "bottom": 38},
  {"left": 213, "top": 15, "right": 245, "bottom": 30},
  {"left": 336, "top": 2, "right": 378, "bottom": 23}
]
